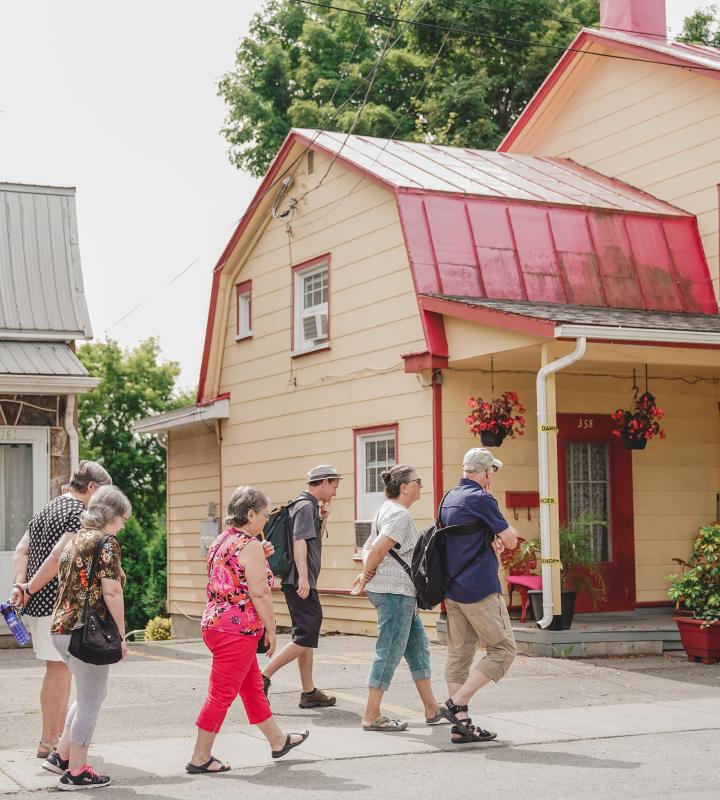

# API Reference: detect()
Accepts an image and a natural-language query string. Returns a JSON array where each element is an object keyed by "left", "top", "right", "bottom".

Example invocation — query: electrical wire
[
  {"left": 448, "top": 366, "right": 720, "bottom": 386},
  {"left": 294, "top": 0, "right": 720, "bottom": 72}
]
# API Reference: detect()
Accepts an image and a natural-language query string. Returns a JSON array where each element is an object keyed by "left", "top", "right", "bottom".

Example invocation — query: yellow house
[{"left": 136, "top": 121, "right": 720, "bottom": 642}]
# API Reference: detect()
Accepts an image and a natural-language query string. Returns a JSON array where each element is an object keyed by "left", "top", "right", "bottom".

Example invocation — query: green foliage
[
  {"left": 145, "top": 615, "right": 172, "bottom": 641},
  {"left": 667, "top": 524, "right": 720, "bottom": 626},
  {"left": 218, "top": 0, "right": 598, "bottom": 177},
  {"left": 76, "top": 338, "right": 193, "bottom": 630},
  {"left": 511, "top": 512, "right": 608, "bottom": 603},
  {"left": 682, "top": 4, "right": 720, "bottom": 47}
]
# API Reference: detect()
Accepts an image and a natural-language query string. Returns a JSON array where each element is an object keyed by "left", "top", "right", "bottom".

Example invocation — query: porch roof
[{"left": 421, "top": 294, "right": 720, "bottom": 348}]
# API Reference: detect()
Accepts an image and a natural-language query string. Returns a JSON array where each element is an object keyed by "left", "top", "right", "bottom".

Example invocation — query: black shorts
[{"left": 282, "top": 585, "right": 323, "bottom": 648}]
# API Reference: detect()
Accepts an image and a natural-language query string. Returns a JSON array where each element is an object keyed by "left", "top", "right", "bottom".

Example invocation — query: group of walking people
[{"left": 10, "top": 446, "right": 519, "bottom": 787}]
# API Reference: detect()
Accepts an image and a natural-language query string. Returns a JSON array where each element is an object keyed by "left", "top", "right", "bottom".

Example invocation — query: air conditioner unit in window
[
  {"left": 354, "top": 520, "right": 372, "bottom": 549},
  {"left": 302, "top": 311, "right": 329, "bottom": 344}
]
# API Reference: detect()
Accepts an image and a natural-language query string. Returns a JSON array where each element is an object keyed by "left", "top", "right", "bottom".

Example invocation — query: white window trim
[
  {"left": 235, "top": 289, "right": 252, "bottom": 341},
  {"left": 0, "top": 427, "right": 50, "bottom": 593},
  {"left": 355, "top": 429, "right": 397, "bottom": 522},
  {"left": 292, "top": 262, "right": 329, "bottom": 356}
]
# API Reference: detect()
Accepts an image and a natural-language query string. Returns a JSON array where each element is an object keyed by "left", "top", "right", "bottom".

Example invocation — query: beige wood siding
[
  {"left": 441, "top": 357, "right": 718, "bottom": 604},
  {"left": 166, "top": 424, "right": 220, "bottom": 620},
  {"left": 508, "top": 46, "right": 720, "bottom": 293},
  {"left": 216, "top": 151, "right": 432, "bottom": 621}
]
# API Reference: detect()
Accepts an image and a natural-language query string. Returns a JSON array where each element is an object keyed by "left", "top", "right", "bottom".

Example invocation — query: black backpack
[
  {"left": 263, "top": 499, "right": 304, "bottom": 578},
  {"left": 389, "top": 493, "right": 493, "bottom": 610}
]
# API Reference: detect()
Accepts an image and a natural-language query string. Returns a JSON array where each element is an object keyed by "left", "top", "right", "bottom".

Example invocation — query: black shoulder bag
[{"left": 68, "top": 535, "right": 123, "bottom": 666}]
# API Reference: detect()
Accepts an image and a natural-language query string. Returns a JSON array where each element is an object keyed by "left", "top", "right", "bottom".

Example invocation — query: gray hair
[
  {"left": 381, "top": 464, "right": 416, "bottom": 499},
  {"left": 70, "top": 460, "right": 112, "bottom": 493},
  {"left": 80, "top": 485, "right": 131, "bottom": 529},
  {"left": 225, "top": 486, "right": 269, "bottom": 526}
]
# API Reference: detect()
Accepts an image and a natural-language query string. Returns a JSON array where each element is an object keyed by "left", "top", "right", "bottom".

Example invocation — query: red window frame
[
  {"left": 352, "top": 423, "right": 399, "bottom": 521},
  {"left": 235, "top": 280, "right": 252, "bottom": 341}
]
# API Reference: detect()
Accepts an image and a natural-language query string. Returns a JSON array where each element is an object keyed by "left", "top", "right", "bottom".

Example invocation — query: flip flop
[
  {"left": 185, "top": 756, "right": 230, "bottom": 774},
  {"left": 271, "top": 730, "right": 310, "bottom": 759}
]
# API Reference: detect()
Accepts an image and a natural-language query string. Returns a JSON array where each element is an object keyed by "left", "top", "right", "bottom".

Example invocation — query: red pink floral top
[{"left": 201, "top": 528, "right": 273, "bottom": 635}]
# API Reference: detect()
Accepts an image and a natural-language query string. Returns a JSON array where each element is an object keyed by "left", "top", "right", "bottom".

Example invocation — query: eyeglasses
[
  {"left": 256, "top": 509, "right": 270, "bottom": 518},
  {"left": 119, "top": 514, "right": 129, "bottom": 522},
  {"left": 489, "top": 466, "right": 499, "bottom": 473},
  {"left": 406, "top": 478, "right": 423, "bottom": 487}
]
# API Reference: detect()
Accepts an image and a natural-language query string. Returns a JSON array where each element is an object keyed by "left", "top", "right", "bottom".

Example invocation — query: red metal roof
[{"left": 396, "top": 191, "right": 716, "bottom": 314}]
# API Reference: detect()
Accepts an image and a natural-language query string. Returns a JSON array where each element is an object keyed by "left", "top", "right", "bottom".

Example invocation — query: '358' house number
[{"left": 576, "top": 418, "right": 594, "bottom": 429}]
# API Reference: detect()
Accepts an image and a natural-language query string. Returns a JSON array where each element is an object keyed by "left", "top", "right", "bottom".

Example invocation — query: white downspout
[
  {"left": 536, "top": 337, "right": 586, "bottom": 629},
  {"left": 64, "top": 394, "right": 79, "bottom": 474}
]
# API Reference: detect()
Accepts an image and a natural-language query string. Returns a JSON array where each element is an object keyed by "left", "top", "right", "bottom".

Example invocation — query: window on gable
[
  {"left": 293, "top": 260, "right": 329, "bottom": 354},
  {"left": 235, "top": 280, "right": 252, "bottom": 340}
]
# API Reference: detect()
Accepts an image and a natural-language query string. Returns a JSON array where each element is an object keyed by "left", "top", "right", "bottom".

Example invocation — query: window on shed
[
  {"left": 293, "top": 260, "right": 329, "bottom": 354},
  {"left": 236, "top": 281, "right": 252, "bottom": 340}
]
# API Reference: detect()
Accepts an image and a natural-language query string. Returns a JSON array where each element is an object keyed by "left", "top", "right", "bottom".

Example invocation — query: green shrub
[
  {"left": 145, "top": 616, "right": 172, "bottom": 641},
  {"left": 668, "top": 524, "right": 720, "bottom": 627}
]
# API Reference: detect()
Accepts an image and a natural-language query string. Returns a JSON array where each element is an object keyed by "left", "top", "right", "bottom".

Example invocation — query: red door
[{"left": 557, "top": 413, "right": 636, "bottom": 612}]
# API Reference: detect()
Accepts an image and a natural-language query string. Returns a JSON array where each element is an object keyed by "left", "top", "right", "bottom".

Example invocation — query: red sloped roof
[{"left": 396, "top": 191, "right": 716, "bottom": 314}]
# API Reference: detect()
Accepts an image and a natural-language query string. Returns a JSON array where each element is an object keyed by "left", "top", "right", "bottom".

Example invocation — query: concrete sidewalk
[{"left": 2, "top": 696, "right": 719, "bottom": 792}]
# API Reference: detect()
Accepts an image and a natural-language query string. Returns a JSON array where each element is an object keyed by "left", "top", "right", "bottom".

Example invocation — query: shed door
[{"left": 558, "top": 414, "right": 636, "bottom": 612}]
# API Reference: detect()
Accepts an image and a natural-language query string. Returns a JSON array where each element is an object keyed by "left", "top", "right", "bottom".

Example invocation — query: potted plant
[
  {"left": 465, "top": 390, "right": 526, "bottom": 447},
  {"left": 611, "top": 391, "right": 665, "bottom": 450},
  {"left": 511, "top": 513, "right": 608, "bottom": 630},
  {"left": 667, "top": 523, "right": 720, "bottom": 664}
]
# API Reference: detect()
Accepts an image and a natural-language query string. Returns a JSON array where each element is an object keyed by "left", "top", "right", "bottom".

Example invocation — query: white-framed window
[
  {"left": 293, "top": 260, "right": 329, "bottom": 354},
  {"left": 355, "top": 426, "right": 398, "bottom": 523},
  {"left": 235, "top": 280, "right": 252, "bottom": 340}
]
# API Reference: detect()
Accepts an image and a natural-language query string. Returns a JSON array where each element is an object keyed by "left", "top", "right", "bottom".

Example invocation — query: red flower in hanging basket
[
  {"left": 611, "top": 391, "right": 665, "bottom": 444},
  {"left": 465, "top": 391, "right": 527, "bottom": 440}
]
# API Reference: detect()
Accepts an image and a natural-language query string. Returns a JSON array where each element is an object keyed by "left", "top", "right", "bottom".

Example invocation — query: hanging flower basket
[
  {"left": 611, "top": 391, "right": 665, "bottom": 450},
  {"left": 465, "top": 391, "right": 526, "bottom": 448}
]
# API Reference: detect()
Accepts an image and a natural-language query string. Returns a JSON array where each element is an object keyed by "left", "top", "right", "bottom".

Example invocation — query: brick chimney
[{"left": 600, "top": 0, "right": 667, "bottom": 40}]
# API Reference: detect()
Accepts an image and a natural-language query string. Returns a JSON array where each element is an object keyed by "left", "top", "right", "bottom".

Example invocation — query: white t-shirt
[{"left": 363, "top": 500, "right": 419, "bottom": 597}]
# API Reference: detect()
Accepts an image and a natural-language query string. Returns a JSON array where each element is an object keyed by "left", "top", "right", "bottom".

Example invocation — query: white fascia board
[
  {"left": 554, "top": 324, "right": 720, "bottom": 347},
  {"left": 0, "top": 375, "right": 100, "bottom": 394},
  {"left": 0, "top": 330, "right": 90, "bottom": 342},
  {"left": 133, "top": 397, "right": 230, "bottom": 434}
]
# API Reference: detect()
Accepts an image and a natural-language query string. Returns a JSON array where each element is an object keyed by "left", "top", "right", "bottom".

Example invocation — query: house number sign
[
  {"left": 576, "top": 418, "right": 594, "bottom": 429},
  {"left": 0, "top": 428, "right": 18, "bottom": 441}
]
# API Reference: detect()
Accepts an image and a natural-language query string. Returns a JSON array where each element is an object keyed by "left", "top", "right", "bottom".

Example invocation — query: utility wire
[{"left": 294, "top": 0, "right": 720, "bottom": 71}]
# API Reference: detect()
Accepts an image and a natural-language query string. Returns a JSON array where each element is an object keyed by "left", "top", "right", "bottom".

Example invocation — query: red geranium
[
  {"left": 465, "top": 391, "right": 526, "bottom": 439},
  {"left": 611, "top": 392, "right": 665, "bottom": 442}
]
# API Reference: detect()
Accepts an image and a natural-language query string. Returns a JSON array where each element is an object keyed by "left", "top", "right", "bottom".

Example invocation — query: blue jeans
[{"left": 367, "top": 591, "right": 432, "bottom": 690}]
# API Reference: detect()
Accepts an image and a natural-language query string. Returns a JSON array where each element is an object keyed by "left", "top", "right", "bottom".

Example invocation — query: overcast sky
[{"left": 0, "top": 0, "right": 701, "bottom": 390}]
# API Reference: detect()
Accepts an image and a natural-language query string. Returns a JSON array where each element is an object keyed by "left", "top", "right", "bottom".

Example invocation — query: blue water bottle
[{"left": 1, "top": 602, "right": 31, "bottom": 646}]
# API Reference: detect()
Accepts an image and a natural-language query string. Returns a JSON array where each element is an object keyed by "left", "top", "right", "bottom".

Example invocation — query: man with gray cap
[
  {"left": 261, "top": 465, "right": 341, "bottom": 709},
  {"left": 437, "top": 448, "right": 518, "bottom": 744}
]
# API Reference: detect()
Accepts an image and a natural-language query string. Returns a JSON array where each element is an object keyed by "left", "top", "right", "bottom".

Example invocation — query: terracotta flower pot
[
  {"left": 674, "top": 617, "right": 720, "bottom": 664},
  {"left": 480, "top": 428, "right": 507, "bottom": 447}
]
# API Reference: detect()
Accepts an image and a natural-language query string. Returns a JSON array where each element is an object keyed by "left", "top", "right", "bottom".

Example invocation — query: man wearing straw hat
[{"left": 261, "top": 465, "right": 341, "bottom": 709}]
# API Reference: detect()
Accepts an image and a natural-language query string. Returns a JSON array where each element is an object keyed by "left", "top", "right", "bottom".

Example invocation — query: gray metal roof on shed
[
  {"left": 0, "top": 341, "right": 89, "bottom": 376},
  {"left": 0, "top": 183, "right": 93, "bottom": 341},
  {"left": 432, "top": 295, "right": 720, "bottom": 333},
  {"left": 294, "top": 129, "right": 686, "bottom": 216}
]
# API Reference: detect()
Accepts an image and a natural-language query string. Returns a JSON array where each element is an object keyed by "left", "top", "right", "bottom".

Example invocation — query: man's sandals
[{"left": 439, "top": 699, "right": 497, "bottom": 744}]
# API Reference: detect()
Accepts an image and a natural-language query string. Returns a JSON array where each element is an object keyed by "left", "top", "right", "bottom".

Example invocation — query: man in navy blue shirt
[{"left": 438, "top": 448, "right": 518, "bottom": 743}]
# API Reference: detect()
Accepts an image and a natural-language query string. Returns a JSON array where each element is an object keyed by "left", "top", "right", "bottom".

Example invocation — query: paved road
[{"left": 1, "top": 634, "right": 719, "bottom": 798}]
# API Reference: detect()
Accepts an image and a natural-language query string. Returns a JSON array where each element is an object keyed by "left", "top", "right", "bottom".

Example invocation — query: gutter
[
  {"left": 64, "top": 395, "right": 79, "bottom": 474},
  {"left": 555, "top": 325, "right": 720, "bottom": 346},
  {"left": 133, "top": 397, "right": 230, "bottom": 435},
  {"left": 536, "top": 337, "right": 586, "bottom": 630}
]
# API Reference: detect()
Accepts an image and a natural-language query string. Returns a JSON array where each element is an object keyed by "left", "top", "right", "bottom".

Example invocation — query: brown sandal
[{"left": 36, "top": 740, "right": 58, "bottom": 759}]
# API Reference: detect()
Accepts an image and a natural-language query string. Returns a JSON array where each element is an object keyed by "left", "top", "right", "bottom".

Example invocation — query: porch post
[{"left": 541, "top": 345, "right": 563, "bottom": 623}]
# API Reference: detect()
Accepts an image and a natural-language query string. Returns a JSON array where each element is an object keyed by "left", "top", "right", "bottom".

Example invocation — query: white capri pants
[{"left": 52, "top": 634, "right": 110, "bottom": 747}]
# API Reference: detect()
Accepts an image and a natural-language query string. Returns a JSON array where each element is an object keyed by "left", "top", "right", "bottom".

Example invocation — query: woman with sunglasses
[
  {"left": 352, "top": 465, "right": 444, "bottom": 732},
  {"left": 186, "top": 486, "right": 309, "bottom": 774}
]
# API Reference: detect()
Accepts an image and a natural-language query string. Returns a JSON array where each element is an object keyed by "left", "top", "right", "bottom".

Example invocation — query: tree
[
  {"left": 218, "top": 0, "right": 598, "bottom": 177},
  {"left": 682, "top": 4, "right": 720, "bottom": 47},
  {"left": 77, "top": 338, "right": 194, "bottom": 629}
]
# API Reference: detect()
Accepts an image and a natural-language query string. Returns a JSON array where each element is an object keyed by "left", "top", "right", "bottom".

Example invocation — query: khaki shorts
[
  {"left": 25, "top": 615, "right": 63, "bottom": 662},
  {"left": 444, "top": 593, "right": 516, "bottom": 684}
]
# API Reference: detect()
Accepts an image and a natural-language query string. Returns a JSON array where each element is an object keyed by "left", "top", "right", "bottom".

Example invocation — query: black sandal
[
  {"left": 271, "top": 730, "right": 310, "bottom": 759},
  {"left": 438, "top": 698, "right": 470, "bottom": 728},
  {"left": 185, "top": 756, "right": 230, "bottom": 774},
  {"left": 450, "top": 718, "right": 497, "bottom": 744}
]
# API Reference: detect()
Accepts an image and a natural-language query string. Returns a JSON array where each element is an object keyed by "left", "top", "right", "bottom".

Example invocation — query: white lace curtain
[{"left": 0, "top": 444, "right": 33, "bottom": 551}]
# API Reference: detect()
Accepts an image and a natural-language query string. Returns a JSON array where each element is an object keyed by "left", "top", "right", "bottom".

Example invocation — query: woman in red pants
[{"left": 187, "top": 486, "right": 309, "bottom": 773}]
